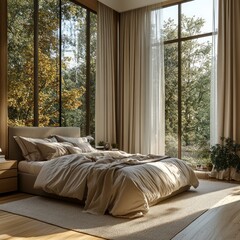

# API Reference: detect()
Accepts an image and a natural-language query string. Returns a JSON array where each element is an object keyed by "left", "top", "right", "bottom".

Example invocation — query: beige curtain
[
  {"left": 118, "top": 7, "right": 165, "bottom": 154},
  {"left": 217, "top": 0, "right": 240, "bottom": 142},
  {"left": 95, "top": 2, "right": 118, "bottom": 145},
  {"left": 211, "top": 0, "right": 240, "bottom": 181},
  {"left": 118, "top": 8, "right": 149, "bottom": 154}
]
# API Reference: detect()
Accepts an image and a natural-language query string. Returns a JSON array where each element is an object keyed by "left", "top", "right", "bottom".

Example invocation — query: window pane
[
  {"left": 38, "top": 0, "right": 60, "bottom": 126},
  {"left": 61, "top": 1, "right": 87, "bottom": 134},
  {"left": 162, "top": 5, "right": 178, "bottom": 41},
  {"left": 8, "top": 0, "right": 34, "bottom": 126},
  {"left": 181, "top": 0, "right": 213, "bottom": 38},
  {"left": 165, "top": 43, "right": 178, "bottom": 158},
  {"left": 7, "top": 0, "right": 96, "bottom": 131},
  {"left": 89, "top": 12, "right": 97, "bottom": 137},
  {"left": 181, "top": 37, "right": 212, "bottom": 166}
]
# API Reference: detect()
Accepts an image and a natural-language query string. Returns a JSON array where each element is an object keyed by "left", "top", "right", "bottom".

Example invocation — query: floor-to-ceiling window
[
  {"left": 163, "top": 0, "right": 215, "bottom": 168},
  {"left": 7, "top": 0, "right": 97, "bottom": 136}
]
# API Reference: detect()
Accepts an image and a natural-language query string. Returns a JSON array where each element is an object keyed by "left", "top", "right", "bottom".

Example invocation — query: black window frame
[{"left": 162, "top": 0, "right": 214, "bottom": 159}]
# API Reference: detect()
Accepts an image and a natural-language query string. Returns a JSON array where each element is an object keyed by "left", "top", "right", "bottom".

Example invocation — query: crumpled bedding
[{"left": 34, "top": 151, "right": 199, "bottom": 218}]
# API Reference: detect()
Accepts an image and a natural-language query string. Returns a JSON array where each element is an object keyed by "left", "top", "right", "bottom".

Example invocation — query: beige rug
[{"left": 0, "top": 180, "right": 239, "bottom": 240}]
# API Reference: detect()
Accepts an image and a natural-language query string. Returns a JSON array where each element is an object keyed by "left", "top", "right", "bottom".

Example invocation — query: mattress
[{"left": 18, "top": 160, "right": 45, "bottom": 176}]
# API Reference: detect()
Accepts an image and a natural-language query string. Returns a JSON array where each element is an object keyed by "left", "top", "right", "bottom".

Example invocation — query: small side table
[{"left": 0, "top": 160, "right": 18, "bottom": 194}]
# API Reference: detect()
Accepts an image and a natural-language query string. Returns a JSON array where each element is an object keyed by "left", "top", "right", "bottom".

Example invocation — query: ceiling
[{"left": 98, "top": 0, "right": 167, "bottom": 12}]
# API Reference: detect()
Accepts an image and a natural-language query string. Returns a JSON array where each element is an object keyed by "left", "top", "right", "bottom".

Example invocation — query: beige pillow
[
  {"left": 66, "top": 146, "right": 83, "bottom": 154},
  {"left": 55, "top": 135, "right": 97, "bottom": 151},
  {"left": 54, "top": 135, "right": 88, "bottom": 145},
  {"left": 36, "top": 142, "right": 73, "bottom": 160},
  {"left": 14, "top": 136, "right": 56, "bottom": 161},
  {"left": 73, "top": 142, "right": 97, "bottom": 153},
  {"left": 65, "top": 142, "right": 97, "bottom": 153}
]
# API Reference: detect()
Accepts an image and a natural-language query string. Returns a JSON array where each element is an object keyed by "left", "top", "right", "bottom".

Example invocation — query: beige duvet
[{"left": 34, "top": 151, "right": 199, "bottom": 218}]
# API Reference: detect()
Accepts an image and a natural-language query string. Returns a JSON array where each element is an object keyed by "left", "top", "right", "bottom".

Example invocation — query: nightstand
[{"left": 0, "top": 160, "right": 18, "bottom": 194}]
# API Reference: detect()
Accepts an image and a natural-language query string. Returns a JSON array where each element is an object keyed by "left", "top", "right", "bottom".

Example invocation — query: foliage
[
  {"left": 7, "top": 0, "right": 97, "bottom": 135},
  {"left": 98, "top": 141, "right": 105, "bottom": 146},
  {"left": 210, "top": 137, "right": 240, "bottom": 172},
  {"left": 163, "top": 14, "right": 211, "bottom": 164},
  {"left": 165, "top": 135, "right": 178, "bottom": 158},
  {"left": 111, "top": 143, "right": 118, "bottom": 149}
]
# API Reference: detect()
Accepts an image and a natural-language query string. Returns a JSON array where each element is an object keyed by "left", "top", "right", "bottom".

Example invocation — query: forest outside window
[
  {"left": 163, "top": 0, "right": 215, "bottom": 168},
  {"left": 7, "top": 0, "right": 97, "bottom": 136}
]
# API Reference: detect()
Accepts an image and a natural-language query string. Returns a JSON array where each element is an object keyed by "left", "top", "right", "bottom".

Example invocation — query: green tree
[
  {"left": 164, "top": 14, "right": 212, "bottom": 164},
  {"left": 8, "top": 0, "right": 96, "bottom": 133}
]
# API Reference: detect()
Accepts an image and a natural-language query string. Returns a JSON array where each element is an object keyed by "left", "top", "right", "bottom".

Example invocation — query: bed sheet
[{"left": 18, "top": 160, "right": 45, "bottom": 176}]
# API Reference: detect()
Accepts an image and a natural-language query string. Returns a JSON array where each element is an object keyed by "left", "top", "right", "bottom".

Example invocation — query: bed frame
[{"left": 8, "top": 126, "right": 81, "bottom": 199}]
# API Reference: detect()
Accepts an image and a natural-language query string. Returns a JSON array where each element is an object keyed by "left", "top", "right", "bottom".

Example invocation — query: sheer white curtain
[
  {"left": 210, "top": 0, "right": 218, "bottom": 146},
  {"left": 146, "top": 9, "right": 165, "bottom": 154},
  {"left": 119, "top": 7, "right": 165, "bottom": 155}
]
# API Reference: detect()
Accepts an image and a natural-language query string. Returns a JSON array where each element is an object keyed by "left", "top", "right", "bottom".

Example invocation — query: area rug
[{"left": 0, "top": 180, "right": 239, "bottom": 240}]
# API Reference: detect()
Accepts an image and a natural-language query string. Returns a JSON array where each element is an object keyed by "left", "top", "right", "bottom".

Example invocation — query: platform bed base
[{"left": 18, "top": 172, "right": 85, "bottom": 204}]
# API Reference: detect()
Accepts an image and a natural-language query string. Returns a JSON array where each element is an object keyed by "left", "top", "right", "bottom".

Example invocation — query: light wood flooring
[
  {"left": 172, "top": 188, "right": 240, "bottom": 239},
  {"left": 0, "top": 193, "right": 105, "bottom": 240}
]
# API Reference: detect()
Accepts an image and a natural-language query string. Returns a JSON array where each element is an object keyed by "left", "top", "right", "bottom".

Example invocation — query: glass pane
[
  {"left": 181, "top": 37, "right": 212, "bottom": 167},
  {"left": 162, "top": 5, "right": 178, "bottom": 41},
  {"left": 165, "top": 43, "right": 178, "bottom": 158},
  {"left": 61, "top": 1, "right": 87, "bottom": 134},
  {"left": 89, "top": 12, "right": 97, "bottom": 137},
  {"left": 8, "top": 0, "right": 34, "bottom": 126},
  {"left": 181, "top": 0, "right": 213, "bottom": 38},
  {"left": 38, "top": 0, "right": 60, "bottom": 126}
]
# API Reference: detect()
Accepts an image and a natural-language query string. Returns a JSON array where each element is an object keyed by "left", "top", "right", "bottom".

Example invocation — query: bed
[{"left": 8, "top": 126, "right": 199, "bottom": 218}]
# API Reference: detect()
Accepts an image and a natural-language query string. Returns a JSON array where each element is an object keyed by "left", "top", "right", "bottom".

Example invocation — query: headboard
[{"left": 8, "top": 127, "right": 81, "bottom": 161}]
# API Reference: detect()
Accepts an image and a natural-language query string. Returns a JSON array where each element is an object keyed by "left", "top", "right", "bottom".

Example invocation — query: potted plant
[
  {"left": 95, "top": 141, "right": 105, "bottom": 150},
  {"left": 98, "top": 141, "right": 105, "bottom": 146},
  {"left": 210, "top": 137, "right": 240, "bottom": 180}
]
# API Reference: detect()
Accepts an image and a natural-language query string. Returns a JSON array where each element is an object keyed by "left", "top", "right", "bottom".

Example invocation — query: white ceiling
[{"left": 98, "top": 0, "right": 167, "bottom": 12}]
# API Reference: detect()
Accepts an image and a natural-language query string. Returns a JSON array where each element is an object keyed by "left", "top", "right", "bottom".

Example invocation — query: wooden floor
[
  {"left": 0, "top": 193, "right": 105, "bottom": 240},
  {"left": 172, "top": 188, "right": 240, "bottom": 240}
]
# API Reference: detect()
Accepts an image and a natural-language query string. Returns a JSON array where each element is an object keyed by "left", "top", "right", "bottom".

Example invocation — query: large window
[
  {"left": 8, "top": 0, "right": 97, "bottom": 136},
  {"left": 163, "top": 0, "right": 215, "bottom": 168}
]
